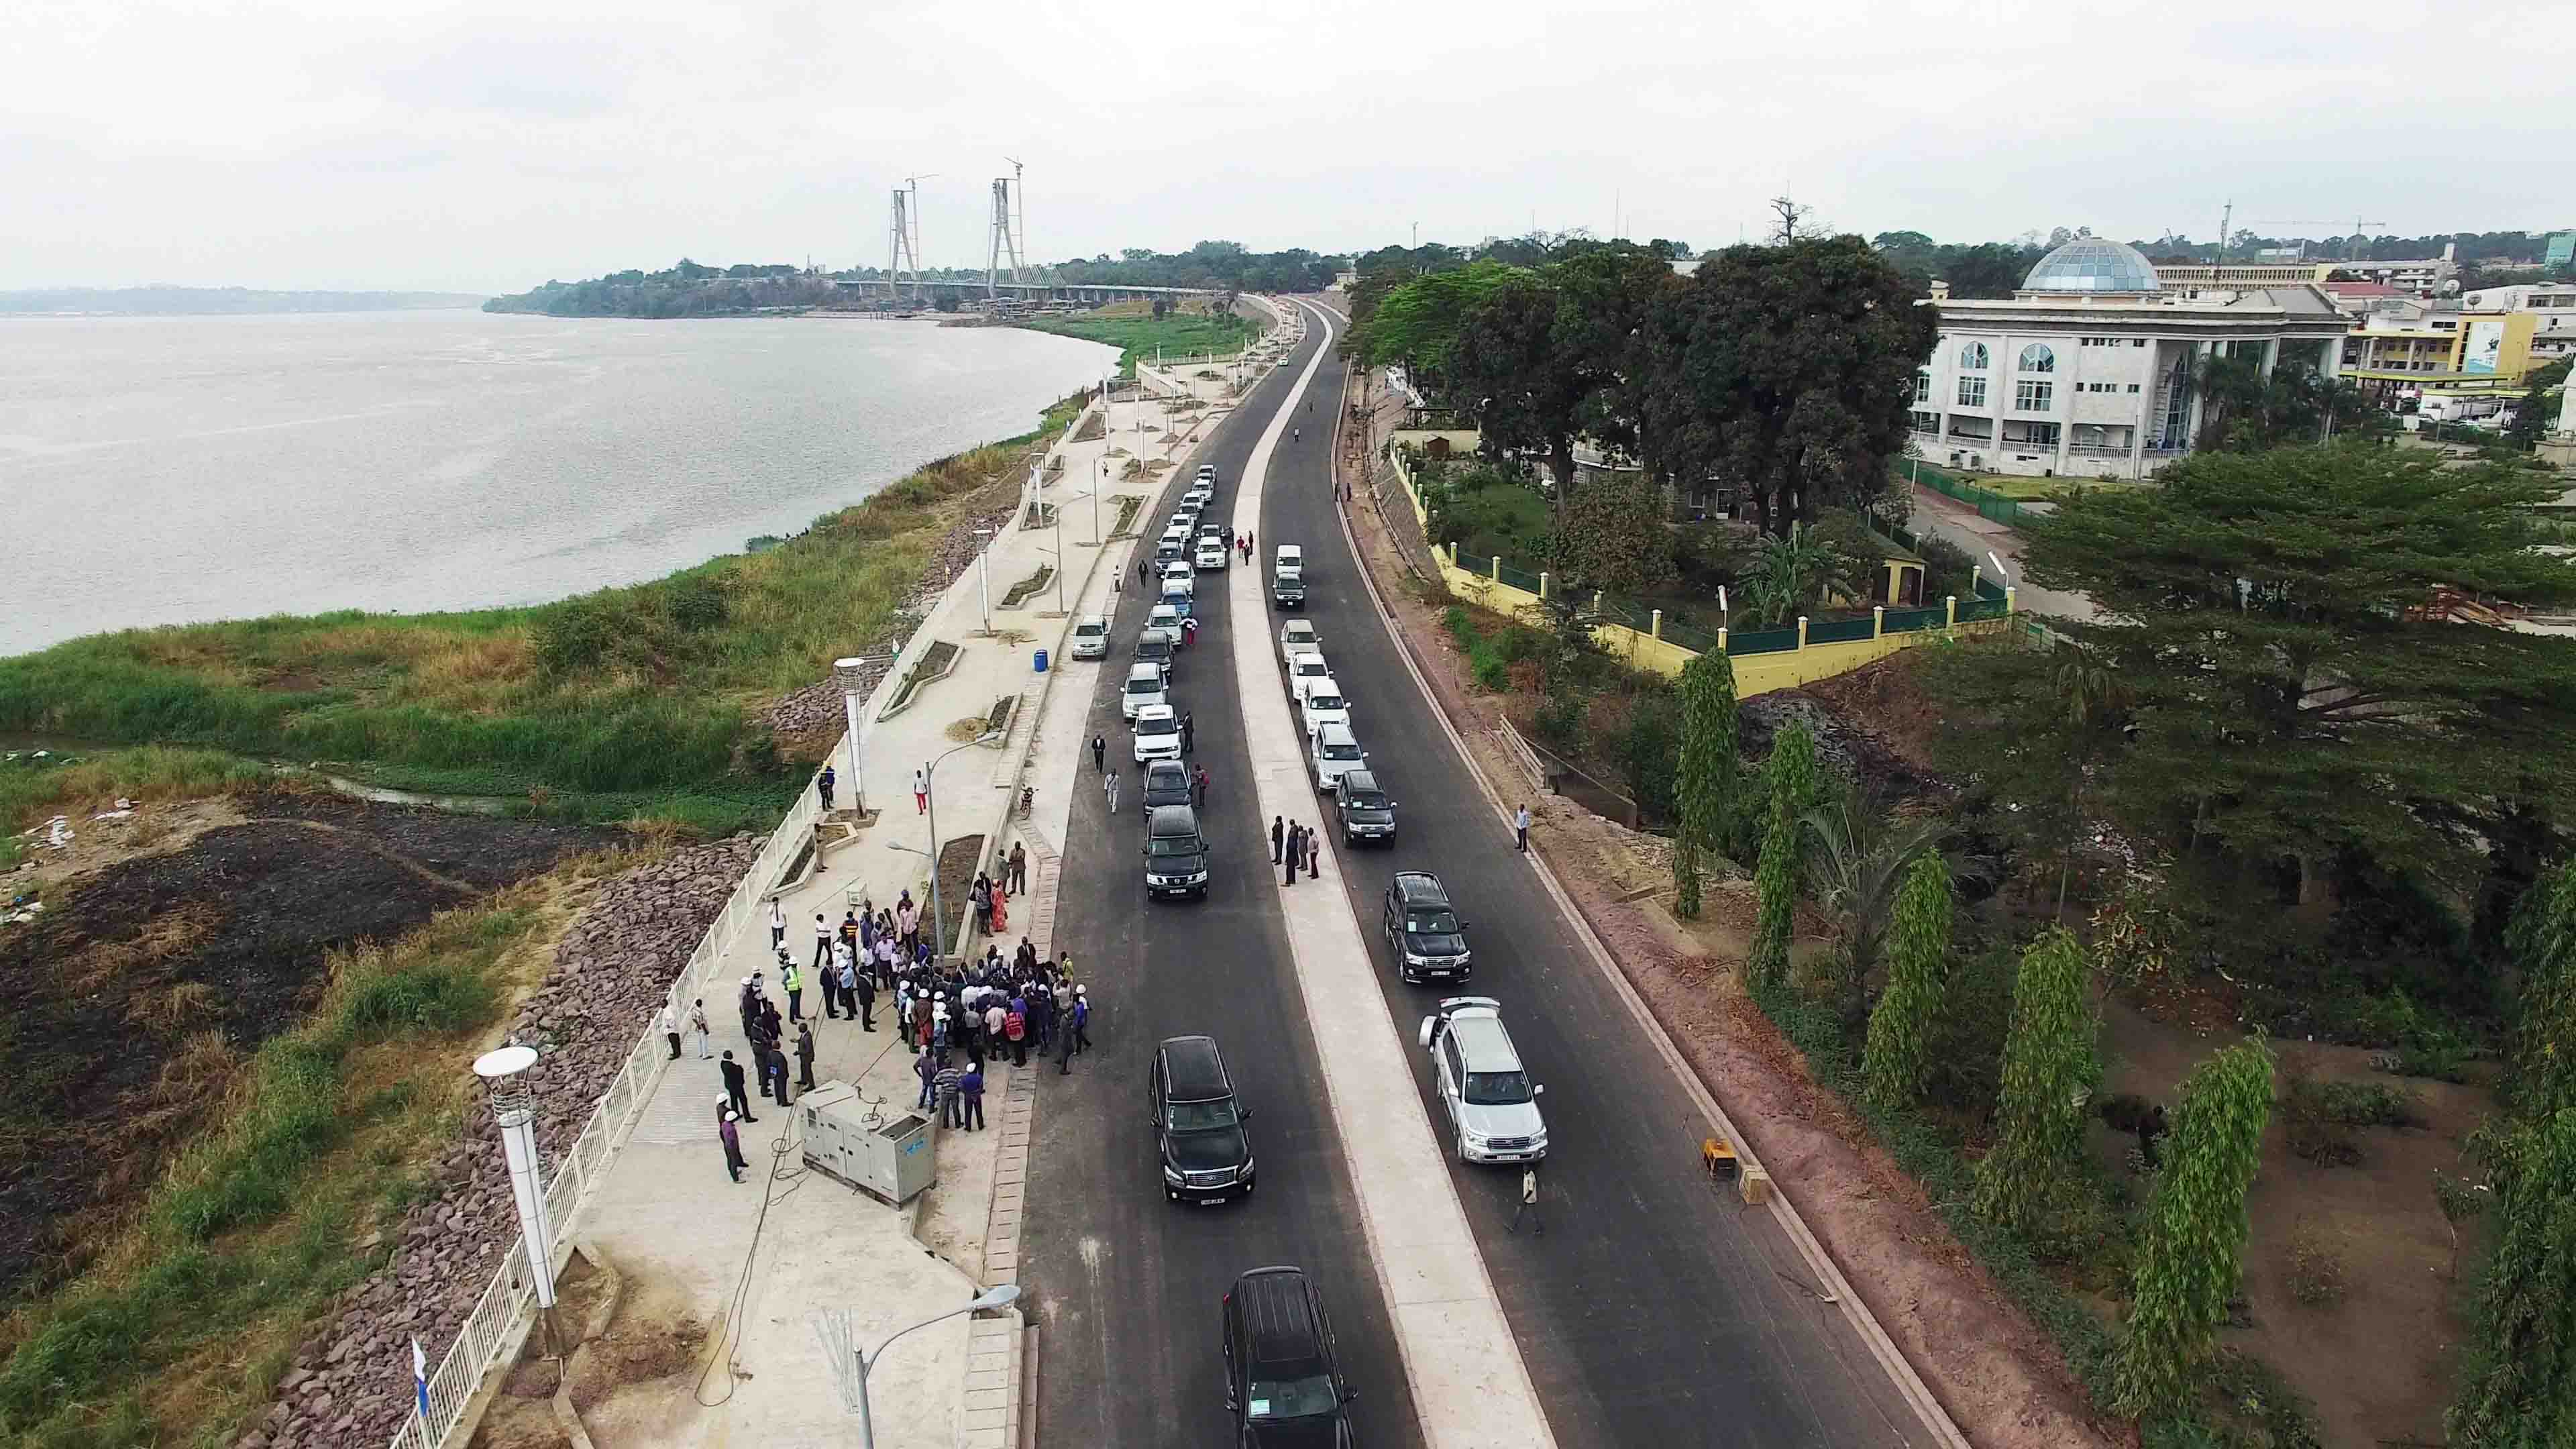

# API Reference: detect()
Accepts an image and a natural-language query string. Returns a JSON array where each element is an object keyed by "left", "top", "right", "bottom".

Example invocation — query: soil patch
[{"left": 0, "top": 790, "right": 619, "bottom": 1299}]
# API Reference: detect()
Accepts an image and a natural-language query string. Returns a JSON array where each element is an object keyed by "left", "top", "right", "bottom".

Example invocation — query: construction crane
[{"left": 889, "top": 173, "right": 938, "bottom": 302}]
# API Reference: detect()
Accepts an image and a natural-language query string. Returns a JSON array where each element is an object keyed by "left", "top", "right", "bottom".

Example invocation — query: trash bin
[{"left": 1033, "top": 649, "right": 1049, "bottom": 674}]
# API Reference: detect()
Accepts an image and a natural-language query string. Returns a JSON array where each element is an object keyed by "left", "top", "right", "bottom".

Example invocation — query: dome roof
[{"left": 2021, "top": 237, "right": 2161, "bottom": 294}]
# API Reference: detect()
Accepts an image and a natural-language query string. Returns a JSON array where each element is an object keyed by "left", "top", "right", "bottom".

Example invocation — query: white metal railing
[{"left": 389, "top": 782, "right": 821, "bottom": 1449}]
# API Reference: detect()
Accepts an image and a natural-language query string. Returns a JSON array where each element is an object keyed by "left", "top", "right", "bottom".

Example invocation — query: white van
[
  {"left": 1298, "top": 677, "right": 1351, "bottom": 737},
  {"left": 1273, "top": 544, "right": 1304, "bottom": 583},
  {"left": 1309, "top": 722, "right": 1366, "bottom": 794},
  {"left": 1122, "top": 663, "right": 1169, "bottom": 722}
]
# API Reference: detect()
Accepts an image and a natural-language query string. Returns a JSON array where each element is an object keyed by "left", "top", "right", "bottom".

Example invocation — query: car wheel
[{"left": 1455, "top": 1134, "right": 1471, "bottom": 1165}]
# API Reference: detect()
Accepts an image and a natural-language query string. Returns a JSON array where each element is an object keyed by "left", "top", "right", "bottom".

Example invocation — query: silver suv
[{"left": 1416, "top": 998, "right": 1546, "bottom": 1165}]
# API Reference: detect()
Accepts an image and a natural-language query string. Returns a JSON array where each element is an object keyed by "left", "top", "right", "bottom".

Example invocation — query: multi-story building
[
  {"left": 2341, "top": 306, "right": 2542, "bottom": 394},
  {"left": 1912, "top": 239, "right": 2349, "bottom": 480},
  {"left": 2459, "top": 283, "right": 2576, "bottom": 363}
]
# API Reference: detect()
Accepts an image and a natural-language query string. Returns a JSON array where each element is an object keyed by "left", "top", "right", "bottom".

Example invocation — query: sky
[{"left": 0, "top": 0, "right": 2559, "bottom": 294}]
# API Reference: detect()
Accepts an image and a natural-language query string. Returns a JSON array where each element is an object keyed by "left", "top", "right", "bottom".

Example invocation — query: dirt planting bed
[{"left": 0, "top": 792, "right": 619, "bottom": 1299}]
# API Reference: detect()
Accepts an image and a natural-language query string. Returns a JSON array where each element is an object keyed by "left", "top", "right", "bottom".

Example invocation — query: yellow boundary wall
[{"left": 1389, "top": 447, "right": 2015, "bottom": 695}]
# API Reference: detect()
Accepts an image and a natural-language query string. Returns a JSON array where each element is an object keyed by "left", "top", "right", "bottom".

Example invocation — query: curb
[{"left": 1330, "top": 366, "right": 1973, "bottom": 1449}]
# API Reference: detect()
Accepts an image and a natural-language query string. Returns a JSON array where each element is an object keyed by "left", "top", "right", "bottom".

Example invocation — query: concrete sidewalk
[
  {"left": 568, "top": 313, "right": 1296, "bottom": 1449},
  {"left": 1907, "top": 482, "right": 2098, "bottom": 621}
]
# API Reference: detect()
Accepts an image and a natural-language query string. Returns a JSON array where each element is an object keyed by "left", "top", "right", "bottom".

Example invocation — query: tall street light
[
  {"left": 973, "top": 527, "right": 995, "bottom": 637},
  {"left": 830, "top": 655, "right": 886, "bottom": 818},
  {"left": 472, "top": 1046, "right": 561, "bottom": 1362},
  {"left": 815, "top": 1285, "right": 1020, "bottom": 1449},
  {"left": 918, "top": 730, "right": 1001, "bottom": 963}
]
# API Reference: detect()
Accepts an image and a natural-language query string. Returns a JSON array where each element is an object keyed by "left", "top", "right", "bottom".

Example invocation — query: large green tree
[
  {"left": 1545, "top": 464, "right": 1674, "bottom": 600},
  {"left": 1348, "top": 260, "right": 1523, "bottom": 393},
  {"left": 1746, "top": 724, "right": 1819, "bottom": 989},
  {"left": 1973, "top": 928, "right": 2100, "bottom": 1231},
  {"left": 2019, "top": 443, "right": 2576, "bottom": 905},
  {"left": 1447, "top": 244, "right": 1680, "bottom": 503},
  {"left": 1862, "top": 852, "right": 1953, "bottom": 1111},
  {"left": 1638, "top": 235, "right": 1939, "bottom": 536},
  {"left": 1673, "top": 651, "right": 1741, "bottom": 918},
  {"left": 2506, "top": 358, "right": 2571, "bottom": 451},
  {"left": 2110, "top": 1039, "right": 2274, "bottom": 1419}
]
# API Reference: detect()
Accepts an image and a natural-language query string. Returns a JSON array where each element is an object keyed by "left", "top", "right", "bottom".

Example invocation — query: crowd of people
[{"left": 710, "top": 879, "right": 1094, "bottom": 1182}]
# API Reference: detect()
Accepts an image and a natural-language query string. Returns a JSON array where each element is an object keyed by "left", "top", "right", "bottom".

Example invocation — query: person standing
[
  {"left": 767, "top": 897, "right": 786, "bottom": 951},
  {"left": 812, "top": 912, "right": 834, "bottom": 970},
  {"left": 1091, "top": 734, "right": 1107, "bottom": 773},
  {"left": 781, "top": 960, "right": 804, "bottom": 1023},
  {"left": 1307, "top": 829, "right": 1321, "bottom": 879},
  {"left": 719, "top": 1051, "right": 755, "bottom": 1122},
  {"left": 661, "top": 1004, "right": 682, "bottom": 1060},
  {"left": 816, "top": 763, "right": 837, "bottom": 813},
  {"left": 959, "top": 1063, "right": 987, "bottom": 1132},
  {"left": 1283, "top": 824, "right": 1301, "bottom": 887},
  {"left": 1008, "top": 841, "right": 1028, "bottom": 894},
  {"left": 914, "top": 767, "right": 930, "bottom": 815},
  {"left": 896, "top": 896, "right": 919, "bottom": 956},
  {"left": 1006, "top": 997, "right": 1029, "bottom": 1066},
  {"left": 853, "top": 963, "right": 877, "bottom": 1031},
  {"left": 1515, "top": 803, "right": 1532, "bottom": 853},
  {"left": 1193, "top": 764, "right": 1209, "bottom": 810},
  {"left": 934, "top": 1060, "right": 964, "bottom": 1128},
  {"left": 1179, "top": 710, "right": 1195, "bottom": 754},
  {"left": 822, "top": 945, "right": 846, "bottom": 1018},
  {"left": 1104, "top": 769, "right": 1120, "bottom": 815},
  {"left": 914, "top": 1048, "right": 939, "bottom": 1109},
  {"left": 689, "top": 998, "right": 712, "bottom": 1059},
  {"left": 1063, "top": 985, "right": 1093, "bottom": 1068},
  {"left": 765, "top": 1042, "right": 795, "bottom": 1108},
  {"left": 1271, "top": 814, "right": 1285, "bottom": 864},
  {"left": 720, "top": 1110, "right": 747, "bottom": 1183},
  {"left": 795, "top": 1022, "right": 817, "bottom": 1091},
  {"left": 1510, "top": 1167, "right": 1546, "bottom": 1236},
  {"left": 985, "top": 994, "right": 1008, "bottom": 1059}
]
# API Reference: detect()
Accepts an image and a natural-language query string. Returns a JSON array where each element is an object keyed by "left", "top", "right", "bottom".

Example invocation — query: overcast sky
[{"left": 1, "top": 0, "right": 2557, "bottom": 294}]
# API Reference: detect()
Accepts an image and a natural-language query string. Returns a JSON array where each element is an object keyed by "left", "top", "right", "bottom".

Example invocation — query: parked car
[
  {"left": 1134, "top": 704, "right": 1183, "bottom": 763},
  {"left": 1277, "top": 620, "right": 1321, "bottom": 668},
  {"left": 1329, "top": 769, "right": 1397, "bottom": 846},
  {"left": 1297, "top": 678, "right": 1350, "bottom": 737},
  {"left": 1273, "top": 544, "right": 1304, "bottom": 582},
  {"left": 1271, "top": 575, "right": 1307, "bottom": 610},
  {"left": 1196, "top": 538, "right": 1230, "bottom": 572},
  {"left": 1417, "top": 997, "right": 1547, "bottom": 1164},
  {"left": 1222, "top": 1268, "right": 1354, "bottom": 1442},
  {"left": 1142, "top": 759, "right": 1193, "bottom": 811},
  {"left": 1285, "top": 653, "right": 1330, "bottom": 698},
  {"left": 1136, "top": 627, "right": 1179, "bottom": 676},
  {"left": 1185, "top": 484, "right": 1216, "bottom": 508},
  {"left": 1069, "top": 613, "right": 1110, "bottom": 660},
  {"left": 1142, "top": 806, "right": 1212, "bottom": 901},
  {"left": 1155, "top": 1034, "right": 1251, "bottom": 1195},
  {"left": 1121, "top": 663, "right": 1169, "bottom": 722},
  {"left": 1382, "top": 871, "right": 1470, "bottom": 981},
  {"left": 1308, "top": 722, "right": 1366, "bottom": 794}
]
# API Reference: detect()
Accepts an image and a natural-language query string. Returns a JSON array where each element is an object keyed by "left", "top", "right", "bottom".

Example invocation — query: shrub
[
  {"left": 666, "top": 576, "right": 729, "bottom": 631},
  {"left": 532, "top": 599, "right": 615, "bottom": 677},
  {"left": 2286, "top": 1227, "right": 2347, "bottom": 1307},
  {"left": 1468, "top": 643, "right": 1508, "bottom": 692}
]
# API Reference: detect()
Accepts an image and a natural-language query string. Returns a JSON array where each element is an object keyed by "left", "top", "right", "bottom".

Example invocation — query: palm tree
[
  {"left": 2051, "top": 645, "right": 2131, "bottom": 919},
  {"left": 1801, "top": 781, "right": 1955, "bottom": 1020},
  {"left": 1744, "top": 523, "right": 1864, "bottom": 626}
]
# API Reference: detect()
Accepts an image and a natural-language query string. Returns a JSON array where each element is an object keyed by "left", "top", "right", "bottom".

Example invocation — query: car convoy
[{"left": 1073, "top": 445, "right": 1546, "bottom": 1434}]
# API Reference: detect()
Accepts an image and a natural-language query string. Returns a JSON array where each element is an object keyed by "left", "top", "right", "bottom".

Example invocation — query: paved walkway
[
  {"left": 568, "top": 323, "right": 1291, "bottom": 1449},
  {"left": 1907, "top": 482, "right": 2097, "bottom": 621}
]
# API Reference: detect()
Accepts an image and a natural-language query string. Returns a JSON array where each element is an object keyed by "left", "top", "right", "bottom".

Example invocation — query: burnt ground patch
[{"left": 0, "top": 792, "right": 619, "bottom": 1301}]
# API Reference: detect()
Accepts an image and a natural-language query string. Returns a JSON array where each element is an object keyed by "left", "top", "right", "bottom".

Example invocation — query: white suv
[
  {"left": 1297, "top": 677, "right": 1350, "bottom": 737},
  {"left": 1417, "top": 998, "right": 1548, "bottom": 1165}
]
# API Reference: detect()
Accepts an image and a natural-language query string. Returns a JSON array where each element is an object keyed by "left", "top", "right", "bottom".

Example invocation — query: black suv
[
  {"left": 1330, "top": 769, "right": 1397, "bottom": 847},
  {"left": 1152, "top": 1035, "right": 1253, "bottom": 1202},
  {"left": 1142, "top": 759, "right": 1193, "bottom": 812},
  {"left": 1382, "top": 871, "right": 1472, "bottom": 983},
  {"left": 1222, "top": 1267, "right": 1355, "bottom": 1446}
]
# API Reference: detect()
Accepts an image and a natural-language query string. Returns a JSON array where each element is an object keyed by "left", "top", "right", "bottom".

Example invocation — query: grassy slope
[
  {"left": 1016, "top": 301, "right": 1263, "bottom": 378},
  {"left": 0, "top": 400, "right": 1081, "bottom": 836},
  {"left": 0, "top": 848, "right": 649, "bottom": 1449}
]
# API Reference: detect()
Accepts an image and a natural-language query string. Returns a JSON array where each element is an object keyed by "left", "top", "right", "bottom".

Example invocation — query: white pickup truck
[{"left": 1277, "top": 619, "right": 1322, "bottom": 671}]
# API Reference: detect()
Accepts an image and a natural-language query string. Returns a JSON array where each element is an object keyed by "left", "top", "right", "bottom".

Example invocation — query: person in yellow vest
[{"left": 781, "top": 960, "right": 804, "bottom": 1022}]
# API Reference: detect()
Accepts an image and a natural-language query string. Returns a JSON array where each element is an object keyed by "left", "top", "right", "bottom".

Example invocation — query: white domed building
[{"left": 1907, "top": 237, "right": 2350, "bottom": 480}]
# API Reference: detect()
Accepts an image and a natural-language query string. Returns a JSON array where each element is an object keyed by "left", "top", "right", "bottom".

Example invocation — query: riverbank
[
  {"left": 0, "top": 391, "right": 1087, "bottom": 837},
  {"left": 1008, "top": 297, "right": 1263, "bottom": 376}
]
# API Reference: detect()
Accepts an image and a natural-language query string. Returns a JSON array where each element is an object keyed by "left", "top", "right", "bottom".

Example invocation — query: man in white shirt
[
  {"left": 767, "top": 897, "right": 786, "bottom": 949},
  {"left": 1515, "top": 804, "right": 1532, "bottom": 853},
  {"left": 812, "top": 912, "right": 834, "bottom": 970}
]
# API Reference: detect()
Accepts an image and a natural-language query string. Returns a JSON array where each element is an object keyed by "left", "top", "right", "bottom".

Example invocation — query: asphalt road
[
  {"left": 1023, "top": 315, "right": 1428, "bottom": 1449},
  {"left": 1263, "top": 299, "right": 1924, "bottom": 1448}
]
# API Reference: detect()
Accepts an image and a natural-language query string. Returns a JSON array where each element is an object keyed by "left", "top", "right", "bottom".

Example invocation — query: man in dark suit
[{"left": 719, "top": 1051, "right": 755, "bottom": 1122}]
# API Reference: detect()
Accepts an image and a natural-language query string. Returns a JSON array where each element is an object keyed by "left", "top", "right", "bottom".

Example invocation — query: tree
[
  {"left": 2019, "top": 444, "right": 2576, "bottom": 906},
  {"left": 1349, "top": 260, "right": 1523, "bottom": 392},
  {"left": 2451, "top": 1108, "right": 2576, "bottom": 1447},
  {"left": 1973, "top": 928, "right": 2099, "bottom": 1231},
  {"left": 1862, "top": 853, "right": 1953, "bottom": 1111},
  {"left": 2506, "top": 859, "right": 2576, "bottom": 1122},
  {"left": 1638, "top": 237, "right": 1939, "bottom": 537},
  {"left": 2110, "top": 1039, "right": 2274, "bottom": 1419},
  {"left": 1741, "top": 522, "right": 1868, "bottom": 625},
  {"left": 2507, "top": 358, "right": 2571, "bottom": 452},
  {"left": 2049, "top": 644, "right": 2131, "bottom": 918},
  {"left": 1673, "top": 651, "right": 1741, "bottom": 918},
  {"left": 1801, "top": 782, "right": 1951, "bottom": 1018},
  {"left": 1746, "top": 724, "right": 1819, "bottom": 989},
  {"left": 1545, "top": 464, "right": 1674, "bottom": 600}
]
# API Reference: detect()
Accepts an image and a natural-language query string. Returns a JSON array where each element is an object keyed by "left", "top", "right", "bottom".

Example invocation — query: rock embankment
[{"left": 233, "top": 832, "right": 765, "bottom": 1449}]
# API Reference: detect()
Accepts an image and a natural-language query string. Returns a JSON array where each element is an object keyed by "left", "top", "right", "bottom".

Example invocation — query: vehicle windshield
[
  {"left": 1126, "top": 679, "right": 1160, "bottom": 696},
  {"left": 1148, "top": 836, "right": 1201, "bottom": 857},
  {"left": 1346, "top": 792, "right": 1389, "bottom": 810},
  {"left": 1246, "top": 1375, "right": 1339, "bottom": 1420},
  {"left": 1168, "top": 1097, "right": 1238, "bottom": 1129},
  {"left": 1138, "top": 716, "right": 1177, "bottom": 737},
  {"left": 1138, "top": 640, "right": 1171, "bottom": 659},
  {"left": 1075, "top": 623, "right": 1103, "bottom": 637},
  {"left": 1307, "top": 694, "right": 1344, "bottom": 712},
  {"left": 1323, "top": 742, "right": 1360, "bottom": 761},
  {"left": 1407, "top": 911, "right": 1460, "bottom": 935},
  {"left": 1463, "top": 1069, "right": 1534, "bottom": 1106}
]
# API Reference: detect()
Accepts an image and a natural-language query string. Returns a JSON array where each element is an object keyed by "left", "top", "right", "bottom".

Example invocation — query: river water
[{"left": 0, "top": 310, "right": 1117, "bottom": 656}]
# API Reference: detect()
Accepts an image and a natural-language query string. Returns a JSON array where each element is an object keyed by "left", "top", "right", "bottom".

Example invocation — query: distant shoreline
[{"left": 0, "top": 286, "right": 488, "bottom": 317}]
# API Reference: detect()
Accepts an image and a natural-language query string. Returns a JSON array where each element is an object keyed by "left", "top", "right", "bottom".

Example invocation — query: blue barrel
[{"left": 1034, "top": 649, "right": 1049, "bottom": 674}]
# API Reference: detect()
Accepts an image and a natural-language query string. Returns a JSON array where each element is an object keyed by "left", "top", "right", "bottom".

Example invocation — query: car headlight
[
  {"left": 1460, "top": 1128, "right": 1491, "bottom": 1147},
  {"left": 1163, "top": 1164, "right": 1185, "bottom": 1185}
]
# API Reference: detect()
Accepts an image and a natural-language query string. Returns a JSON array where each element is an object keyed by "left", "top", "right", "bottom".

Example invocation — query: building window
[
  {"left": 2019, "top": 343, "right": 2055, "bottom": 374},
  {"left": 2015, "top": 380, "right": 2053, "bottom": 411},
  {"left": 2127, "top": 383, "right": 2141, "bottom": 392},
  {"left": 1913, "top": 371, "right": 1930, "bottom": 403},
  {"left": 1957, "top": 375, "right": 1988, "bottom": 407},
  {"left": 1909, "top": 409, "right": 1940, "bottom": 433},
  {"left": 2005, "top": 421, "right": 2060, "bottom": 447},
  {"left": 1958, "top": 341, "right": 1989, "bottom": 370},
  {"left": 2133, "top": 338, "right": 2148, "bottom": 347}
]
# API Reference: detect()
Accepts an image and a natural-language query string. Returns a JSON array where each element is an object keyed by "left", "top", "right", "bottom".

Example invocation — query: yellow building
[{"left": 2341, "top": 311, "right": 2538, "bottom": 394}]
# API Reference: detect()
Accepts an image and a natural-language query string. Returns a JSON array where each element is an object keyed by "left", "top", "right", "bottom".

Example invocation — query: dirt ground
[
  {"left": 0, "top": 789, "right": 619, "bottom": 1299},
  {"left": 1344, "top": 461, "right": 2118, "bottom": 1449},
  {"left": 468, "top": 1252, "right": 709, "bottom": 1449},
  {"left": 2101, "top": 998, "right": 2484, "bottom": 1449}
]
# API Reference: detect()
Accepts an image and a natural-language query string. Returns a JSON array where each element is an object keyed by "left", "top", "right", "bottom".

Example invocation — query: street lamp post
[
  {"left": 830, "top": 655, "right": 883, "bottom": 818},
  {"left": 1091, "top": 459, "right": 1108, "bottom": 546},
  {"left": 472, "top": 1046, "right": 561, "bottom": 1360},
  {"left": 816, "top": 1285, "right": 1020, "bottom": 1449},
  {"left": 973, "top": 527, "right": 995, "bottom": 636},
  {"left": 918, "top": 731, "right": 1001, "bottom": 963}
]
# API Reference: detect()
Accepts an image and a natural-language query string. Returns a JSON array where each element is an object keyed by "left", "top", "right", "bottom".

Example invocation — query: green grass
[
  {"left": 0, "top": 863, "right": 623, "bottom": 1449},
  {"left": 0, "top": 407, "right": 1085, "bottom": 836},
  {"left": 0, "top": 745, "right": 276, "bottom": 840},
  {"left": 1016, "top": 305, "right": 1263, "bottom": 378}
]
